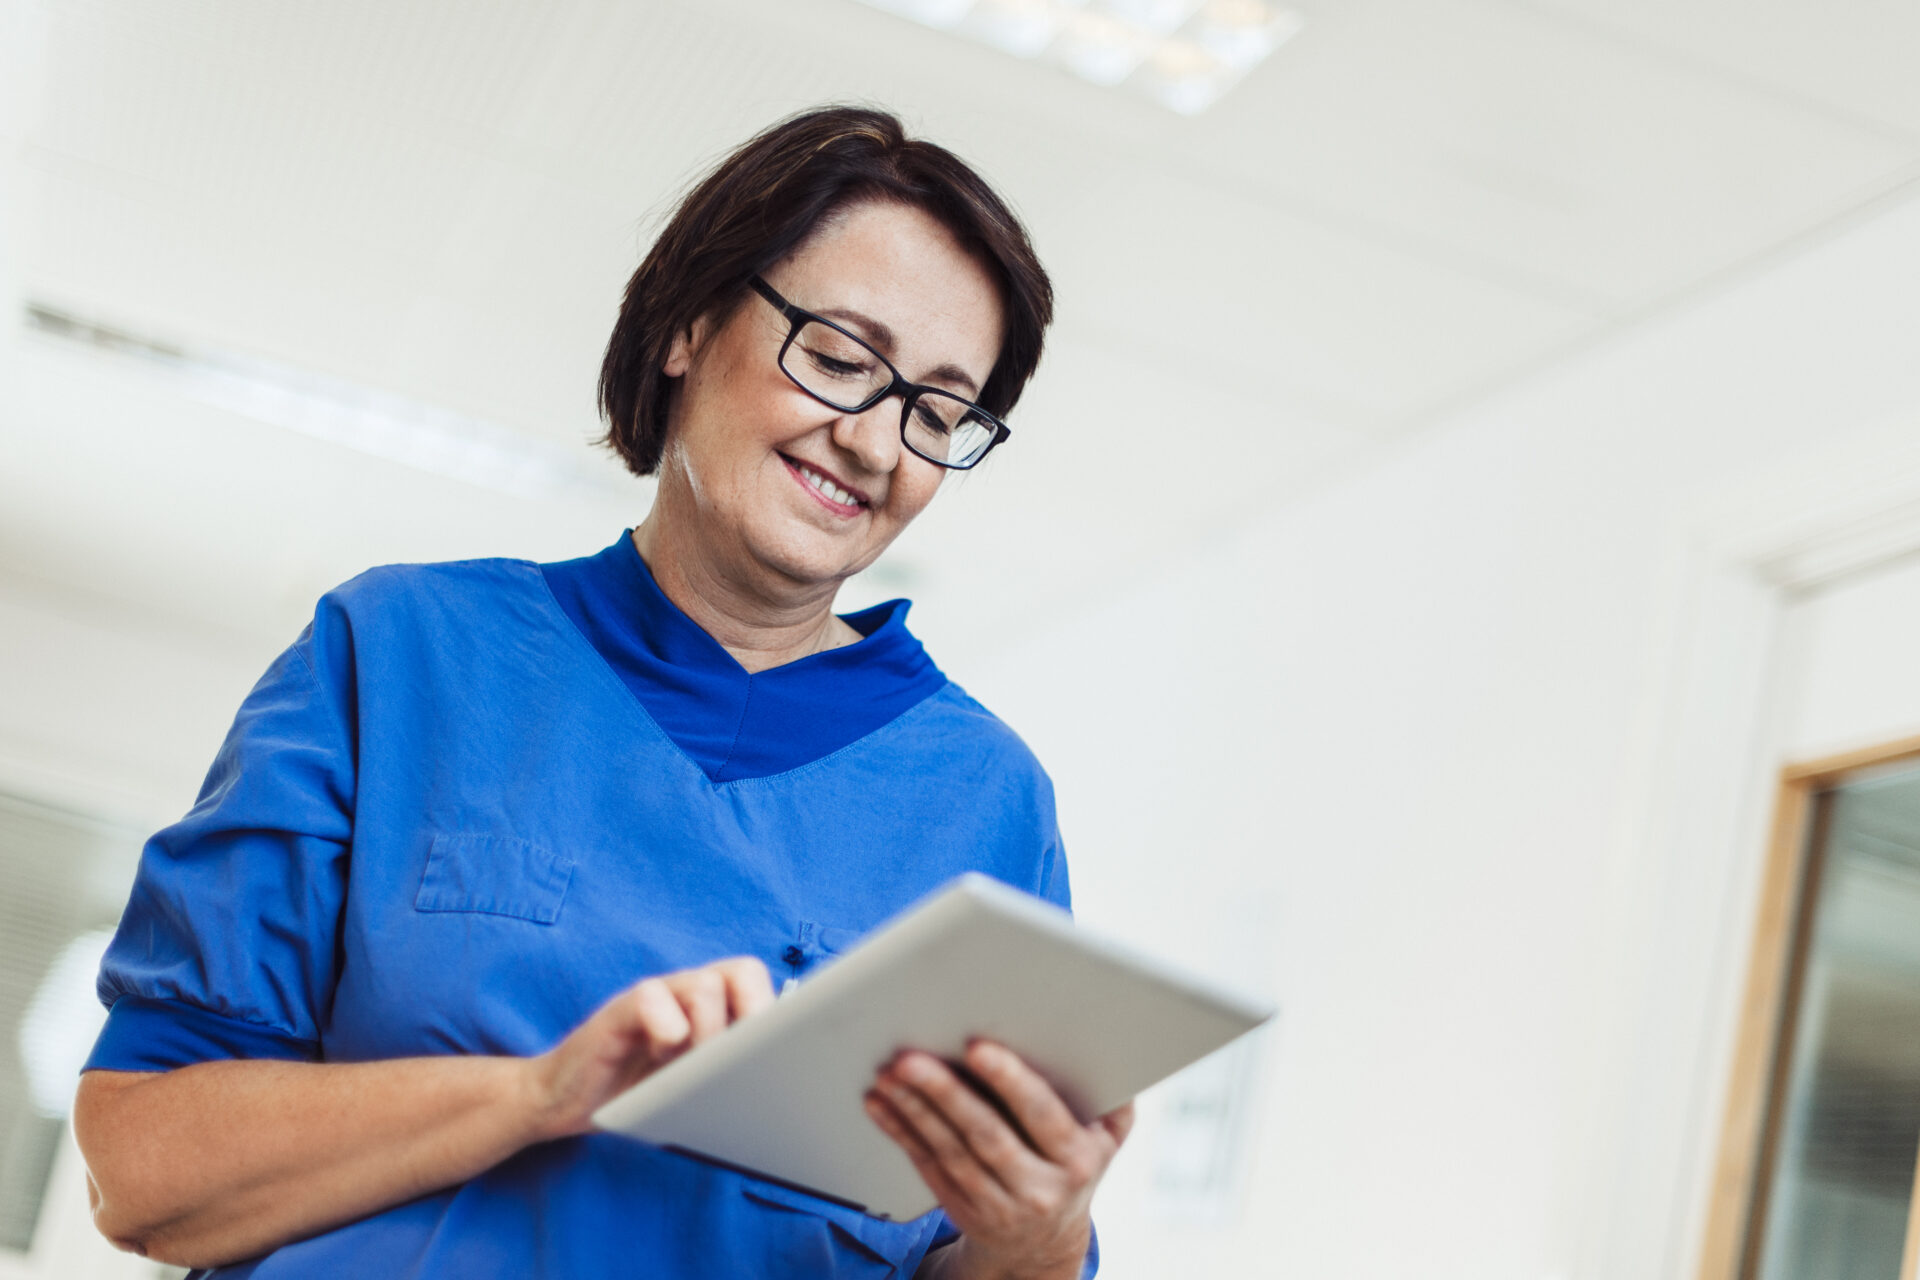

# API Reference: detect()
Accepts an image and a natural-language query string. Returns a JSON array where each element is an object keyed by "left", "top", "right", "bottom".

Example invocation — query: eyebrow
[{"left": 819, "top": 306, "right": 983, "bottom": 398}]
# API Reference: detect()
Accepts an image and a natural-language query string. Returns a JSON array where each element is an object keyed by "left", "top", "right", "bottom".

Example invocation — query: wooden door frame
[
  {"left": 1627, "top": 422, "right": 1920, "bottom": 1280},
  {"left": 1695, "top": 733, "right": 1920, "bottom": 1280}
]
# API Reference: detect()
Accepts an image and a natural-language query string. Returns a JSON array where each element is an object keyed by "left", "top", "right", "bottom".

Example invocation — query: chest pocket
[{"left": 414, "top": 833, "right": 574, "bottom": 924}]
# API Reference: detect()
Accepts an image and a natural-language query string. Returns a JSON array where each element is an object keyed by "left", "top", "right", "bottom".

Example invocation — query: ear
[{"left": 662, "top": 313, "right": 715, "bottom": 378}]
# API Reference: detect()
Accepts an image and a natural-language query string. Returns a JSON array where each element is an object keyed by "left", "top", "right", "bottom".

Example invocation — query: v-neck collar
[{"left": 540, "top": 532, "right": 946, "bottom": 782}]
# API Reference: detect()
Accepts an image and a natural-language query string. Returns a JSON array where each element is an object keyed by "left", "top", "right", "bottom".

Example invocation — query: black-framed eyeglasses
[{"left": 750, "top": 276, "right": 1010, "bottom": 471}]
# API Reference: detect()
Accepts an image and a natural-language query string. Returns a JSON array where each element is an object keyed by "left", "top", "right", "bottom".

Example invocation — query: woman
[{"left": 71, "top": 106, "right": 1130, "bottom": 1279}]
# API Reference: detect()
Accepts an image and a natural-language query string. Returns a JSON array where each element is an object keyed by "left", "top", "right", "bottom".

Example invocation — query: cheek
[
  {"left": 886, "top": 467, "right": 945, "bottom": 526},
  {"left": 677, "top": 385, "right": 777, "bottom": 495}
]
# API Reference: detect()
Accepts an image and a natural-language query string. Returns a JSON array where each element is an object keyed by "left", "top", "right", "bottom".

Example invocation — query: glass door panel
[
  {"left": 0, "top": 793, "right": 141, "bottom": 1259},
  {"left": 1750, "top": 763, "right": 1920, "bottom": 1280}
]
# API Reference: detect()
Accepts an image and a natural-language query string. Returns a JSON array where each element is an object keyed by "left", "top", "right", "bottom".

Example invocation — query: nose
[{"left": 830, "top": 394, "right": 903, "bottom": 476}]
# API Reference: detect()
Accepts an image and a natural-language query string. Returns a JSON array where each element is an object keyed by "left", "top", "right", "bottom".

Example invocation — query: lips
[{"left": 781, "top": 454, "right": 870, "bottom": 511}]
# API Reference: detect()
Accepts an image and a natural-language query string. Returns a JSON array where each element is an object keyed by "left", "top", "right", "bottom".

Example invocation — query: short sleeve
[{"left": 85, "top": 595, "right": 358, "bottom": 1073}]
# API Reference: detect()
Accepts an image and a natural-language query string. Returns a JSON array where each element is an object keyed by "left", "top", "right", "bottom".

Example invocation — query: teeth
[{"left": 799, "top": 463, "right": 857, "bottom": 506}]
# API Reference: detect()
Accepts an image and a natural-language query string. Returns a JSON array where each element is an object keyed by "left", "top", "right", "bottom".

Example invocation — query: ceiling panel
[
  {"left": 1527, "top": 0, "right": 1920, "bottom": 140},
  {"left": 0, "top": 338, "right": 641, "bottom": 647},
  {"left": 1044, "top": 168, "right": 1597, "bottom": 428},
  {"left": 8, "top": 0, "right": 1920, "bottom": 659},
  {"left": 22, "top": 158, "right": 422, "bottom": 390},
  {"left": 1187, "top": 0, "right": 1920, "bottom": 309}
]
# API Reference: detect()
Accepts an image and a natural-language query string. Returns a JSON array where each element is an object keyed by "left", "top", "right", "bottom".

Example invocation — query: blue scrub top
[{"left": 87, "top": 531, "right": 1095, "bottom": 1279}]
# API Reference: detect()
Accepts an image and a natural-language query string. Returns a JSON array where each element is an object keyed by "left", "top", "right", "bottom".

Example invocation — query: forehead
[{"left": 770, "top": 201, "right": 1005, "bottom": 376}]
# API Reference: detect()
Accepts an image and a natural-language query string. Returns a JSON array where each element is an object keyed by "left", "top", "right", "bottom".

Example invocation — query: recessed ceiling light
[
  {"left": 1194, "top": 0, "right": 1305, "bottom": 70},
  {"left": 855, "top": 0, "right": 1305, "bottom": 114},
  {"left": 1104, "top": 0, "right": 1203, "bottom": 37},
  {"left": 1055, "top": 9, "right": 1156, "bottom": 86},
  {"left": 965, "top": 0, "right": 1065, "bottom": 58},
  {"left": 23, "top": 304, "right": 627, "bottom": 501},
  {"left": 863, "top": 0, "right": 975, "bottom": 28}
]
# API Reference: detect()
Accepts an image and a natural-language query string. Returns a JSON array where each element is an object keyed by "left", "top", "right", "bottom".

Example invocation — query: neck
[{"left": 629, "top": 518, "right": 857, "bottom": 675}]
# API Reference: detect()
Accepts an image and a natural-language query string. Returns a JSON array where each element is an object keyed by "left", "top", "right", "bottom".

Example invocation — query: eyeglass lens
[{"left": 782, "top": 318, "right": 998, "bottom": 468}]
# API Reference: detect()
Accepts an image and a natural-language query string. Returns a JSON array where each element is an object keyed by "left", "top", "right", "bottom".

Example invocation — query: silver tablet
[{"left": 592, "top": 873, "right": 1275, "bottom": 1221}]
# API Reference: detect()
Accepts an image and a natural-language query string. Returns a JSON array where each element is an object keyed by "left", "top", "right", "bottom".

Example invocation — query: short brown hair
[{"left": 597, "top": 105, "right": 1053, "bottom": 477}]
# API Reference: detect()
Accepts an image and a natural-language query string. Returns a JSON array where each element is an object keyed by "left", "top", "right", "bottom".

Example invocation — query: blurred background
[{"left": 4, "top": 1, "right": 1920, "bottom": 1277}]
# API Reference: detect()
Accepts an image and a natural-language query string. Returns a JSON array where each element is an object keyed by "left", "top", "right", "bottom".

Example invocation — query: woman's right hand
[{"left": 524, "top": 956, "right": 777, "bottom": 1140}]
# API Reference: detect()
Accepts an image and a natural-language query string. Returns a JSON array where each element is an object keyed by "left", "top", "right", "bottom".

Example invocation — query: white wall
[
  {"left": 1781, "top": 551, "right": 1920, "bottom": 760},
  {"left": 962, "top": 191, "right": 1920, "bottom": 1280},
  {"left": 0, "top": 582, "right": 266, "bottom": 830}
]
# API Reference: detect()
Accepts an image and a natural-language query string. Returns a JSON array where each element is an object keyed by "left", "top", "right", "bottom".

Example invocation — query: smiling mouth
[{"left": 781, "top": 454, "right": 870, "bottom": 512}]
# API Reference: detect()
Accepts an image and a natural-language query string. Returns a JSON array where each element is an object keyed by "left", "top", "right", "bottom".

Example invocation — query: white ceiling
[{"left": 3, "top": 0, "right": 1919, "bottom": 662}]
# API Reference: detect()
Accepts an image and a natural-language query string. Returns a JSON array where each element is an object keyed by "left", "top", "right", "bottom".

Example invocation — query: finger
[
  {"left": 715, "top": 956, "right": 776, "bottom": 1019},
  {"left": 867, "top": 1091, "right": 1002, "bottom": 1229},
  {"left": 1101, "top": 1100, "right": 1137, "bottom": 1147},
  {"left": 874, "top": 1064, "right": 1023, "bottom": 1214},
  {"left": 963, "top": 1040, "right": 1086, "bottom": 1164},
  {"left": 664, "top": 968, "right": 730, "bottom": 1045},
  {"left": 889, "top": 1053, "right": 1046, "bottom": 1187},
  {"left": 873, "top": 1076, "right": 1016, "bottom": 1223},
  {"left": 629, "top": 977, "right": 693, "bottom": 1061},
  {"left": 865, "top": 1089, "right": 985, "bottom": 1219},
  {"left": 865, "top": 1089, "right": 933, "bottom": 1162}
]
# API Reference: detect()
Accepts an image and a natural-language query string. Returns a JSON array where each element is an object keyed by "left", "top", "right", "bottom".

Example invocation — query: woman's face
[{"left": 658, "top": 200, "right": 1005, "bottom": 595}]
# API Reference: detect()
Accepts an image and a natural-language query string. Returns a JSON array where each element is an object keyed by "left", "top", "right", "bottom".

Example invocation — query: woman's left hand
[{"left": 865, "top": 1040, "right": 1134, "bottom": 1280}]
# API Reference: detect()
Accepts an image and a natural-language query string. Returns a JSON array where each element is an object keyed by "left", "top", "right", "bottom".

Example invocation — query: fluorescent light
[
  {"left": 863, "top": 0, "right": 975, "bottom": 27},
  {"left": 965, "top": 0, "right": 1067, "bottom": 58},
  {"left": 852, "top": 0, "right": 1304, "bottom": 114},
  {"left": 1140, "top": 38, "right": 1235, "bottom": 115},
  {"left": 1193, "top": 0, "right": 1305, "bottom": 70},
  {"left": 1101, "top": 0, "right": 1203, "bottom": 36},
  {"left": 24, "top": 304, "right": 628, "bottom": 501},
  {"left": 1055, "top": 9, "right": 1155, "bottom": 85}
]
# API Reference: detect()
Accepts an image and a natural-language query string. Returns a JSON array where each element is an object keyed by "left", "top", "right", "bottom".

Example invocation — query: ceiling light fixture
[
  {"left": 22, "top": 304, "right": 628, "bottom": 501},
  {"left": 857, "top": 0, "right": 1305, "bottom": 114}
]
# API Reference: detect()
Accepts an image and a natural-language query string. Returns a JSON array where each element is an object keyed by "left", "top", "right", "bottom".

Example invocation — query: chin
[
  {"left": 749, "top": 540, "right": 868, "bottom": 590},
  {"left": 738, "top": 508, "right": 893, "bottom": 589}
]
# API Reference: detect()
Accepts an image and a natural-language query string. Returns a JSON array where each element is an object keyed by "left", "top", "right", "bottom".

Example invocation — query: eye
[
  {"left": 798, "top": 325, "right": 879, "bottom": 382},
  {"left": 912, "top": 401, "right": 956, "bottom": 436},
  {"left": 809, "top": 350, "right": 868, "bottom": 379}
]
